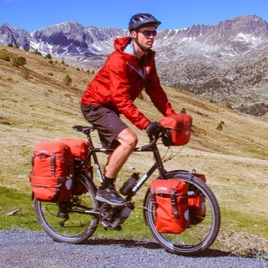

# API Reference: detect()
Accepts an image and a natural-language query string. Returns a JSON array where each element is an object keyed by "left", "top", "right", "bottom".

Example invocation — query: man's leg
[
  {"left": 96, "top": 127, "right": 137, "bottom": 206},
  {"left": 105, "top": 127, "right": 137, "bottom": 178}
]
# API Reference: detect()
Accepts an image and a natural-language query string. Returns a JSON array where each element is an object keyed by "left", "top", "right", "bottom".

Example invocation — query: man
[{"left": 81, "top": 13, "right": 176, "bottom": 206}]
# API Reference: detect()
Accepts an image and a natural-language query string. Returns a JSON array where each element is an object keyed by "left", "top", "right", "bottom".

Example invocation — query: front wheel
[
  {"left": 34, "top": 174, "right": 99, "bottom": 244},
  {"left": 144, "top": 172, "right": 221, "bottom": 255}
]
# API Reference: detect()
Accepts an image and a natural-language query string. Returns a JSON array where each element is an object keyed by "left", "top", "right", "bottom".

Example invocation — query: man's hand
[{"left": 145, "top": 122, "right": 162, "bottom": 136}]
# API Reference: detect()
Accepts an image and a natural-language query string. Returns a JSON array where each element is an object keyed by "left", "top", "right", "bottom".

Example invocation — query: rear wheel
[
  {"left": 34, "top": 174, "right": 99, "bottom": 243},
  {"left": 144, "top": 172, "right": 221, "bottom": 255}
]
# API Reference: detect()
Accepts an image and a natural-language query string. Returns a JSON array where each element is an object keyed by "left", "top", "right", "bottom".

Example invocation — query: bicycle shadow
[{"left": 83, "top": 238, "right": 231, "bottom": 257}]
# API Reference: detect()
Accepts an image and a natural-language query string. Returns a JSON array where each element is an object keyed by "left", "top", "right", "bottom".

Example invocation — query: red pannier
[
  {"left": 29, "top": 141, "right": 74, "bottom": 202},
  {"left": 160, "top": 114, "right": 192, "bottom": 146},
  {"left": 58, "top": 138, "right": 89, "bottom": 160},
  {"left": 188, "top": 174, "right": 206, "bottom": 224},
  {"left": 58, "top": 138, "right": 90, "bottom": 195},
  {"left": 150, "top": 179, "right": 190, "bottom": 234}
]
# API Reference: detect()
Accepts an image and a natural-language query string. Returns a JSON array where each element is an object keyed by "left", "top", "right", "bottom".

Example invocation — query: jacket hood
[{"left": 114, "top": 36, "right": 132, "bottom": 52}]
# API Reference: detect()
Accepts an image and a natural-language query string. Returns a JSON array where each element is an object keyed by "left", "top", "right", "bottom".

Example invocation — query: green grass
[
  {"left": 221, "top": 209, "right": 268, "bottom": 238},
  {"left": 0, "top": 186, "right": 151, "bottom": 238},
  {"left": 2, "top": 184, "right": 266, "bottom": 239},
  {"left": 0, "top": 187, "right": 40, "bottom": 230},
  {"left": 246, "top": 149, "right": 268, "bottom": 158}
]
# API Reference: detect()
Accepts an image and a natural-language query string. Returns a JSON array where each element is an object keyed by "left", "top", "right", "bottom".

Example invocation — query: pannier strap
[
  {"left": 31, "top": 155, "right": 35, "bottom": 176},
  {"left": 170, "top": 188, "right": 179, "bottom": 219},
  {"left": 51, "top": 152, "right": 55, "bottom": 178}
]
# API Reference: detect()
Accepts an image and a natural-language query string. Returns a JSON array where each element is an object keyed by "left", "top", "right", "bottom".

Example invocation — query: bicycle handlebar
[{"left": 135, "top": 136, "right": 157, "bottom": 151}]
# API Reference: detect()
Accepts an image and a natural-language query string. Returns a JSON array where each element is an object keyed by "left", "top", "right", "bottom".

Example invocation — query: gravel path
[{"left": 0, "top": 229, "right": 267, "bottom": 268}]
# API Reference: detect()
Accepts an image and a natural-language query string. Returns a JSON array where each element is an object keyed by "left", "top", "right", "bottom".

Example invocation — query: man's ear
[{"left": 130, "top": 30, "right": 137, "bottom": 38}]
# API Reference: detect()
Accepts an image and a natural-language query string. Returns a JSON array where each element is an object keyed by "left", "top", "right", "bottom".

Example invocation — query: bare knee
[
  {"left": 116, "top": 128, "right": 138, "bottom": 150},
  {"left": 126, "top": 131, "right": 138, "bottom": 150}
]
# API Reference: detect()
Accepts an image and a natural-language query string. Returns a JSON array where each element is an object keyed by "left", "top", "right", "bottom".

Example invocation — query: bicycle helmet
[{"left": 129, "top": 13, "right": 161, "bottom": 31}]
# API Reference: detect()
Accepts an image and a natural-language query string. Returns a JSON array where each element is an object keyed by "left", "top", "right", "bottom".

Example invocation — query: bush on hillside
[
  {"left": 45, "top": 53, "right": 52, "bottom": 60},
  {"left": 0, "top": 55, "right": 11, "bottom": 62},
  {"left": 216, "top": 120, "right": 224, "bottom": 131},
  {"left": 180, "top": 108, "right": 187, "bottom": 114},
  {"left": 33, "top": 49, "right": 42, "bottom": 56},
  {"left": 63, "top": 75, "right": 72, "bottom": 86},
  {"left": 11, "top": 56, "right": 27, "bottom": 67}
]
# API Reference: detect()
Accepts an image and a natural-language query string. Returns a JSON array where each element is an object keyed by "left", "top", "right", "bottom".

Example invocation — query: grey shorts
[{"left": 81, "top": 104, "right": 128, "bottom": 148}]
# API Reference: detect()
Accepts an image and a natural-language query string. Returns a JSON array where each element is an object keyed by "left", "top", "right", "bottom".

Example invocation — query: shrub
[
  {"left": 33, "top": 49, "right": 42, "bottom": 56},
  {"left": 11, "top": 56, "right": 27, "bottom": 67},
  {"left": 180, "top": 108, "right": 187, "bottom": 114},
  {"left": 216, "top": 121, "right": 225, "bottom": 131},
  {"left": 16, "top": 56, "right": 27, "bottom": 66},
  {"left": 0, "top": 55, "right": 10, "bottom": 62},
  {"left": 63, "top": 75, "right": 72, "bottom": 86},
  {"left": 45, "top": 53, "right": 52, "bottom": 60}
]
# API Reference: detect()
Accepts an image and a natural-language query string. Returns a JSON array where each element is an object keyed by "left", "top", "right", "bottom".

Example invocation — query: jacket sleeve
[
  {"left": 108, "top": 55, "right": 150, "bottom": 130},
  {"left": 145, "top": 62, "right": 175, "bottom": 117}
]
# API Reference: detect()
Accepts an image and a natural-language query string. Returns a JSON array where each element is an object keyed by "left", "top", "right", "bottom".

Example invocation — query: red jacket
[{"left": 81, "top": 37, "right": 175, "bottom": 130}]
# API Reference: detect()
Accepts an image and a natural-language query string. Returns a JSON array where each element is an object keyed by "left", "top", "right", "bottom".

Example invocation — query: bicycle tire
[
  {"left": 34, "top": 173, "right": 99, "bottom": 244},
  {"left": 144, "top": 171, "right": 221, "bottom": 255}
]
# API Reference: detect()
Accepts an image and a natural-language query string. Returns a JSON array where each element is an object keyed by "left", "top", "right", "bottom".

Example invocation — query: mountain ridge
[{"left": 1, "top": 15, "right": 268, "bottom": 116}]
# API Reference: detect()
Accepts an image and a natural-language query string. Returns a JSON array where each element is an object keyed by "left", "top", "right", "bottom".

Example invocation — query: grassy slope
[{"left": 0, "top": 45, "right": 268, "bottom": 256}]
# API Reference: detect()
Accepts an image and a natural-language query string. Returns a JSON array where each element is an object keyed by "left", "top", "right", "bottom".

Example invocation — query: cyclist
[{"left": 81, "top": 13, "right": 176, "bottom": 206}]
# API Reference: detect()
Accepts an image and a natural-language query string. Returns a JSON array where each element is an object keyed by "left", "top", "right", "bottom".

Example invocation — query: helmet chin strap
[{"left": 133, "top": 36, "right": 149, "bottom": 52}]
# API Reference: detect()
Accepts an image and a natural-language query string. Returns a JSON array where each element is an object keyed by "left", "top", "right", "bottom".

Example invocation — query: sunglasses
[{"left": 138, "top": 30, "right": 157, "bottom": 37}]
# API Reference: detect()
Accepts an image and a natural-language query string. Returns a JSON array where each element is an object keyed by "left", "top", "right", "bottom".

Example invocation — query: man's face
[{"left": 131, "top": 26, "right": 157, "bottom": 49}]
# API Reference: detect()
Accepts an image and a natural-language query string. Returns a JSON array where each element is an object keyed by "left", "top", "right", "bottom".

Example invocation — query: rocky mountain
[{"left": 1, "top": 16, "right": 268, "bottom": 116}]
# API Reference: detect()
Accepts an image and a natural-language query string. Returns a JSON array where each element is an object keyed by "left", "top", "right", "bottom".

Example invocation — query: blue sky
[{"left": 1, "top": 0, "right": 268, "bottom": 32}]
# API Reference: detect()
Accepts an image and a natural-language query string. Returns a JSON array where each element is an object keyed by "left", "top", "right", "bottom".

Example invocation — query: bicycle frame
[{"left": 74, "top": 125, "right": 167, "bottom": 201}]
